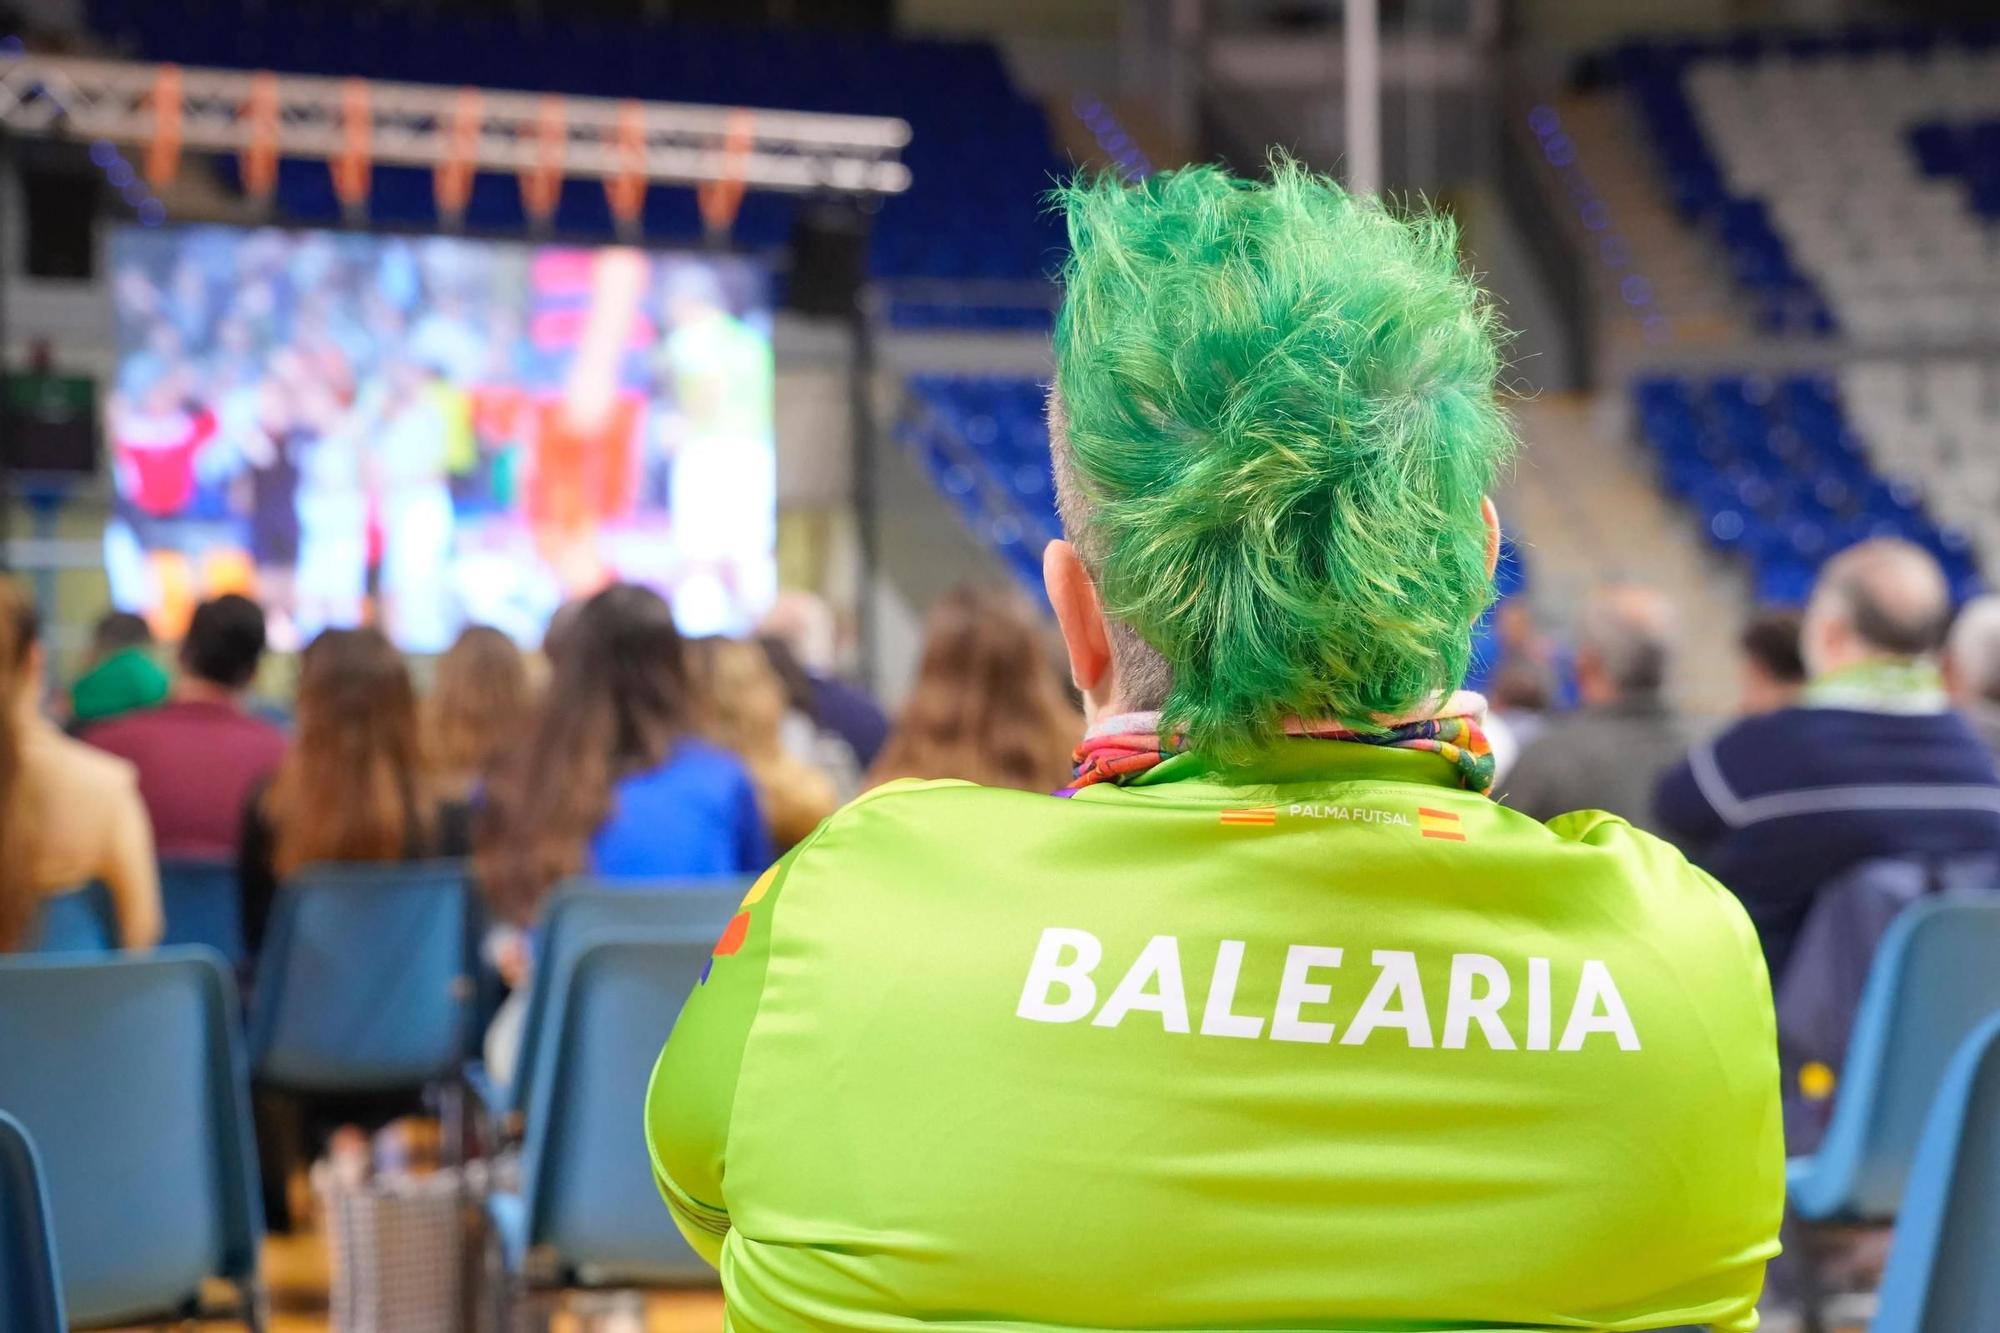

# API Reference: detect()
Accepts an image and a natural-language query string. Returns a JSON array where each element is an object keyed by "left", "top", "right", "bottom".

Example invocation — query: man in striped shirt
[{"left": 1656, "top": 537, "right": 2000, "bottom": 980}]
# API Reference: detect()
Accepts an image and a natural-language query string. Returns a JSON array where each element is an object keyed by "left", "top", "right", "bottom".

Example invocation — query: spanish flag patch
[{"left": 1417, "top": 807, "right": 1466, "bottom": 841}]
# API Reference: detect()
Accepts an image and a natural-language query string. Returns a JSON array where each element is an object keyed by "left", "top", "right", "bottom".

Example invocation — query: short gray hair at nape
[{"left": 1046, "top": 393, "right": 1174, "bottom": 714}]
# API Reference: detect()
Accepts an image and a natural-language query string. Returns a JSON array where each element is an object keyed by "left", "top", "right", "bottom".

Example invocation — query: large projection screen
[{"left": 105, "top": 224, "right": 776, "bottom": 652}]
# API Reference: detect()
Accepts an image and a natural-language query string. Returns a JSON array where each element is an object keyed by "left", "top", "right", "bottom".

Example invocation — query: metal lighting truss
[{"left": 0, "top": 50, "right": 912, "bottom": 197}]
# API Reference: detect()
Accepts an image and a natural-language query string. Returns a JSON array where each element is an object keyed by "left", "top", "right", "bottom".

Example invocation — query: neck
[
  {"left": 174, "top": 677, "right": 239, "bottom": 707},
  {"left": 1813, "top": 652, "right": 1932, "bottom": 681}
]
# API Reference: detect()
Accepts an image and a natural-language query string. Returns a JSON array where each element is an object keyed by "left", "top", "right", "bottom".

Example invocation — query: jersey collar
[{"left": 1093, "top": 738, "right": 1469, "bottom": 796}]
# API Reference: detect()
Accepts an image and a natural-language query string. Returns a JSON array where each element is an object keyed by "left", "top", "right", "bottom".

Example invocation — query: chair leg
[
  {"left": 430, "top": 1075, "right": 471, "bottom": 1169},
  {"left": 239, "top": 1278, "right": 271, "bottom": 1333},
  {"left": 478, "top": 1200, "right": 524, "bottom": 1333},
  {"left": 1783, "top": 1213, "right": 1831, "bottom": 1333}
]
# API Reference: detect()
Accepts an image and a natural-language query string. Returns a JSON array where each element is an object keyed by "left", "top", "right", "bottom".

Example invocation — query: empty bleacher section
[
  {"left": 899, "top": 376, "right": 1056, "bottom": 598},
  {"left": 1634, "top": 370, "right": 1983, "bottom": 607},
  {"left": 82, "top": 0, "right": 1070, "bottom": 297},
  {"left": 1615, "top": 29, "right": 2000, "bottom": 344}
]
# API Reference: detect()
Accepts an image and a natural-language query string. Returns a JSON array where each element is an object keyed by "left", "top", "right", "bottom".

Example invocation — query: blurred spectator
[
  {"left": 1738, "top": 608, "right": 1807, "bottom": 716},
  {"left": 475, "top": 584, "right": 769, "bottom": 926},
  {"left": 1656, "top": 539, "right": 2000, "bottom": 978},
  {"left": 85, "top": 594, "right": 286, "bottom": 856},
  {"left": 1504, "top": 588, "right": 1686, "bottom": 834},
  {"left": 705, "top": 638, "right": 839, "bottom": 851},
  {"left": 542, "top": 595, "right": 587, "bottom": 662},
  {"left": 1484, "top": 653, "right": 1558, "bottom": 779},
  {"left": 0, "top": 581, "right": 160, "bottom": 952},
  {"left": 866, "top": 584, "right": 1083, "bottom": 793},
  {"left": 760, "top": 591, "right": 889, "bottom": 771},
  {"left": 239, "top": 628, "right": 461, "bottom": 954},
  {"left": 68, "top": 609, "right": 169, "bottom": 726},
  {"left": 423, "top": 624, "right": 530, "bottom": 803},
  {"left": 1944, "top": 595, "right": 2000, "bottom": 762}
]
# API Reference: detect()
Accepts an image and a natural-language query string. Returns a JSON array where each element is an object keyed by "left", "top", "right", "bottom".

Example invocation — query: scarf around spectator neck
[
  {"left": 1800, "top": 659, "right": 1949, "bottom": 714},
  {"left": 1060, "top": 691, "right": 1497, "bottom": 797}
]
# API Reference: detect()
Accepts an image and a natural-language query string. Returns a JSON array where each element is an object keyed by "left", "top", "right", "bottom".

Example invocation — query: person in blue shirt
[{"left": 474, "top": 582, "right": 771, "bottom": 926}]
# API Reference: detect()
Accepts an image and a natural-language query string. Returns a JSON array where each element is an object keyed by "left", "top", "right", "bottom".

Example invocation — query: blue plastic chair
[
  {"left": 480, "top": 881, "right": 745, "bottom": 1122},
  {"left": 0, "top": 1111, "right": 65, "bottom": 1333},
  {"left": 28, "top": 882, "right": 114, "bottom": 953},
  {"left": 249, "top": 860, "right": 474, "bottom": 1093},
  {"left": 0, "top": 949, "right": 265, "bottom": 1329},
  {"left": 159, "top": 856, "right": 247, "bottom": 966},
  {"left": 485, "top": 936, "right": 713, "bottom": 1313},
  {"left": 1872, "top": 1012, "right": 2000, "bottom": 1333},
  {"left": 1787, "top": 895, "right": 2000, "bottom": 1222}
]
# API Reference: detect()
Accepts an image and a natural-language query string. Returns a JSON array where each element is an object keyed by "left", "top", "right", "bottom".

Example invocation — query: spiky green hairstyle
[{"left": 1050, "top": 159, "right": 1515, "bottom": 757}]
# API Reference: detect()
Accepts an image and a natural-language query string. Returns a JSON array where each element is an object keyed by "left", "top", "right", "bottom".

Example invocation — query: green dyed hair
[{"left": 1050, "top": 159, "right": 1515, "bottom": 756}]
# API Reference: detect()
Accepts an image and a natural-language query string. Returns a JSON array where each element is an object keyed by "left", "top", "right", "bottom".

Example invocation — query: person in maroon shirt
[{"left": 84, "top": 594, "right": 287, "bottom": 855}]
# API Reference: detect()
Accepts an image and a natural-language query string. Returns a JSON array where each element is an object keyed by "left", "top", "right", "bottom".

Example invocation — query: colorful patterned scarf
[{"left": 1060, "top": 691, "right": 1497, "bottom": 797}]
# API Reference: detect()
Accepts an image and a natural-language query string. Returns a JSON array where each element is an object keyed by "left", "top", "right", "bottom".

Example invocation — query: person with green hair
[{"left": 647, "top": 162, "right": 1783, "bottom": 1331}]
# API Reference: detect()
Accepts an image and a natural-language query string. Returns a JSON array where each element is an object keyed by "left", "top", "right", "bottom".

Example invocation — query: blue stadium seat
[
  {"left": 0, "top": 950, "right": 264, "bottom": 1328},
  {"left": 27, "top": 883, "right": 115, "bottom": 954},
  {"left": 1614, "top": 40, "right": 1833, "bottom": 331},
  {"left": 479, "top": 880, "right": 745, "bottom": 1124},
  {"left": 248, "top": 860, "right": 474, "bottom": 1093},
  {"left": 1871, "top": 1012, "right": 2000, "bottom": 1333},
  {"left": 0, "top": 1111, "right": 65, "bottom": 1333},
  {"left": 484, "top": 936, "right": 714, "bottom": 1314},
  {"left": 1787, "top": 894, "right": 2000, "bottom": 1222},
  {"left": 901, "top": 375, "right": 1062, "bottom": 602},
  {"left": 159, "top": 857, "right": 247, "bottom": 967},
  {"left": 1631, "top": 372, "right": 1983, "bottom": 606}
]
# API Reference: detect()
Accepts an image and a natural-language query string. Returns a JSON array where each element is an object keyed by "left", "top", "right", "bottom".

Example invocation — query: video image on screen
[{"left": 106, "top": 224, "right": 777, "bottom": 653}]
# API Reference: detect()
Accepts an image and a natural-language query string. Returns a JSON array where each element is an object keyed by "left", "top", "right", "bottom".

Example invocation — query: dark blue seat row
[
  {"left": 1909, "top": 119, "right": 2000, "bottom": 221},
  {"left": 82, "top": 0, "right": 1072, "bottom": 284},
  {"left": 1634, "top": 372, "right": 1982, "bottom": 605},
  {"left": 1611, "top": 25, "right": 2000, "bottom": 334},
  {"left": 1611, "top": 44, "right": 1833, "bottom": 337},
  {"left": 901, "top": 375, "right": 1058, "bottom": 595}
]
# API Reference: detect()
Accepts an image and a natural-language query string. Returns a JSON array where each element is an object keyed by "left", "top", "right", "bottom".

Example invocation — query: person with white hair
[
  {"left": 1656, "top": 538, "right": 2000, "bottom": 979},
  {"left": 1944, "top": 594, "right": 2000, "bottom": 761},
  {"left": 1503, "top": 586, "right": 1687, "bottom": 835}
]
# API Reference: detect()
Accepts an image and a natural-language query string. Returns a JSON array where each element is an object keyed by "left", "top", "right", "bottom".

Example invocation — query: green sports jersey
[{"left": 646, "top": 741, "right": 1784, "bottom": 1332}]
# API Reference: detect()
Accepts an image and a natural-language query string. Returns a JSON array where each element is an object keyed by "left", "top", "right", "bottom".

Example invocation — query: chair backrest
[
  {"left": 249, "top": 860, "right": 473, "bottom": 1092},
  {"left": 26, "top": 883, "right": 114, "bottom": 954},
  {"left": 1791, "top": 893, "right": 2000, "bottom": 1221},
  {"left": 0, "top": 949, "right": 262, "bottom": 1326},
  {"left": 0, "top": 1110, "right": 65, "bottom": 1333},
  {"left": 521, "top": 936, "right": 712, "bottom": 1284},
  {"left": 508, "top": 880, "right": 745, "bottom": 1115},
  {"left": 158, "top": 857, "right": 246, "bottom": 966},
  {"left": 1872, "top": 1012, "right": 2000, "bottom": 1333}
]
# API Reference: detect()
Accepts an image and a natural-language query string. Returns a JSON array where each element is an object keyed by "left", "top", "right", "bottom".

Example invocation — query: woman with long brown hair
[
  {"left": 704, "top": 637, "right": 839, "bottom": 851},
  {"left": 868, "top": 583, "right": 1084, "bottom": 793},
  {"left": 0, "top": 579, "right": 161, "bottom": 952},
  {"left": 475, "top": 583, "right": 769, "bottom": 925},
  {"left": 238, "top": 626, "right": 456, "bottom": 953},
  {"left": 424, "top": 624, "right": 531, "bottom": 802}
]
